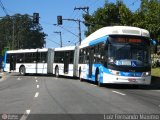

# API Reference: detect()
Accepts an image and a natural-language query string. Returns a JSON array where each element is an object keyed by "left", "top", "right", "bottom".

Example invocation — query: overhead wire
[
  {"left": 46, "top": 38, "right": 60, "bottom": 46},
  {"left": 0, "top": 0, "right": 9, "bottom": 15},
  {"left": 62, "top": 0, "right": 89, "bottom": 46}
]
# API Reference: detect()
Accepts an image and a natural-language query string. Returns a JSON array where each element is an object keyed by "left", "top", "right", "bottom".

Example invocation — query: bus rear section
[{"left": 3, "top": 48, "right": 54, "bottom": 75}]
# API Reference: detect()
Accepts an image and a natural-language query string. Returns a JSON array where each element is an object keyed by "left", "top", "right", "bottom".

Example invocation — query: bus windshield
[{"left": 108, "top": 36, "right": 151, "bottom": 68}]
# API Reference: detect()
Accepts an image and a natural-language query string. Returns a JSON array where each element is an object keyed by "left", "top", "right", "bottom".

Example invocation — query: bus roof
[
  {"left": 6, "top": 48, "right": 48, "bottom": 54},
  {"left": 80, "top": 26, "right": 150, "bottom": 47},
  {"left": 54, "top": 46, "right": 75, "bottom": 51}
]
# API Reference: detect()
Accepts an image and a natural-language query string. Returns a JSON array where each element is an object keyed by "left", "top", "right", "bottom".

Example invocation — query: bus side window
[
  {"left": 69, "top": 51, "right": 74, "bottom": 64},
  {"left": 32, "top": 53, "right": 37, "bottom": 63},
  {"left": 16, "top": 53, "right": 24, "bottom": 63},
  {"left": 37, "top": 53, "right": 41, "bottom": 63},
  {"left": 85, "top": 47, "right": 89, "bottom": 64},
  {"left": 79, "top": 49, "right": 84, "bottom": 64},
  {"left": 25, "top": 53, "right": 33, "bottom": 63},
  {"left": 41, "top": 52, "right": 47, "bottom": 63},
  {"left": 54, "top": 52, "right": 58, "bottom": 63}
]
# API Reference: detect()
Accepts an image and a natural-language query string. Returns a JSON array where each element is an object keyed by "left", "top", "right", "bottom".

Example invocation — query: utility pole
[
  {"left": 54, "top": 31, "right": 62, "bottom": 47},
  {"left": 74, "top": 6, "right": 89, "bottom": 14},
  {"left": 62, "top": 19, "right": 82, "bottom": 44},
  {"left": 56, "top": 16, "right": 82, "bottom": 44},
  {"left": 78, "top": 20, "right": 81, "bottom": 44},
  {"left": 74, "top": 6, "right": 90, "bottom": 34}
]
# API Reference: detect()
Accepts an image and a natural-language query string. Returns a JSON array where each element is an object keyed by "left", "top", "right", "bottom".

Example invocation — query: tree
[
  {"left": 133, "top": 0, "right": 160, "bottom": 40},
  {"left": 83, "top": 0, "right": 131, "bottom": 36},
  {"left": 83, "top": 0, "right": 160, "bottom": 43},
  {"left": 0, "top": 14, "right": 46, "bottom": 55}
]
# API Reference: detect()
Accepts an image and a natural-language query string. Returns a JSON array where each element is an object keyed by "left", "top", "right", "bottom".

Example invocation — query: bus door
[
  {"left": 10, "top": 54, "right": 16, "bottom": 71},
  {"left": 89, "top": 48, "right": 94, "bottom": 77},
  {"left": 64, "top": 52, "right": 69, "bottom": 74}
]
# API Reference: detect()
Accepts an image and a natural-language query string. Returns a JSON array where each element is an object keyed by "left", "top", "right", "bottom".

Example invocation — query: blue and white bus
[
  {"left": 3, "top": 46, "right": 79, "bottom": 77},
  {"left": 3, "top": 48, "right": 54, "bottom": 75},
  {"left": 78, "top": 26, "right": 151, "bottom": 86}
]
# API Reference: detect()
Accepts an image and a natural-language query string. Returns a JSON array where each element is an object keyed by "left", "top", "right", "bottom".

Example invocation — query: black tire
[
  {"left": 95, "top": 71, "right": 102, "bottom": 87},
  {"left": 55, "top": 67, "right": 59, "bottom": 77},
  {"left": 19, "top": 66, "right": 26, "bottom": 76}
]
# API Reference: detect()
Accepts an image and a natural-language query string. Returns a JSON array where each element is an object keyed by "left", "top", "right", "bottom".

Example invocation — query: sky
[{"left": 0, "top": 0, "right": 140, "bottom": 48}]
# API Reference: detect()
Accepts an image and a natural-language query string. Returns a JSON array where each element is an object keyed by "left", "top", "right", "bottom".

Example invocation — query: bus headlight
[
  {"left": 109, "top": 69, "right": 120, "bottom": 76},
  {"left": 142, "top": 72, "right": 151, "bottom": 77}
]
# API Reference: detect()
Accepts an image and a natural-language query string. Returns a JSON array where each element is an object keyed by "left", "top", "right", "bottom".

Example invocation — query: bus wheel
[
  {"left": 95, "top": 72, "right": 102, "bottom": 87},
  {"left": 20, "top": 66, "right": 26, "bottom": 76},
  {"left": 55, "top": 67, "right": 59, "bottom": 77}
]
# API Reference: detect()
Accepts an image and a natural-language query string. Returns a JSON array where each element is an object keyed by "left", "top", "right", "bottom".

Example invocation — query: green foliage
[
  {"left": 83, "top": 0, "right": 131, "bottom": 36},
  {"left": 133, "top": 0, "right": 160, "bottom": 39},
  {"left": 83, "top": 0, "right": 160, "bottom": 41},
  {"left": 152, "top": 68, "right": 160, "bottom": 77},
  {"left": 0, "top": 14, "right": 46, "bottom": 55}
]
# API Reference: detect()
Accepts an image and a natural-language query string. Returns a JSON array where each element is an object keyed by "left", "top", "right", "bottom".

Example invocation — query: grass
[{"left": 151, "top": 68, "right": 160, "bottom": 77}]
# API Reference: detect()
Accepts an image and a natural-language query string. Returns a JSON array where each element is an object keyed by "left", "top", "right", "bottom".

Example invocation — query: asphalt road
[{"left": 0, "top": 73, "right": 160, "bottom": 120}]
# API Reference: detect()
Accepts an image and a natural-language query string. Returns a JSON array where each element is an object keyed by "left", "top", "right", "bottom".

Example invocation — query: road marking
[
  {"left": 26, "top": 110, "right": 31, "bottom": 114},
  {"left": 17, "top": 77, "right": 21, "bottom": 80},
  {"left": 34, "top": 92, "right": 39, "bottom": 98},
  {"left": 35, "top": 77, "right": 37, "bottom": 79},
  {"left": 150, "top": 90, "right": 160, "bottom": 92},
  {"left": 20, "top": 109, "right": 31, "bottom": 120},
  {"left": 112, "top": 91, "right": 126, "bottom": 96},
  {"left": 155, "top": 90, "right": 160, "bottom": 92},
  {"left": 36, "top": 80, "right": 38, "bottom": 82},
  {"left": 37, "top": 85, "right": 39, "bottom": 88}
]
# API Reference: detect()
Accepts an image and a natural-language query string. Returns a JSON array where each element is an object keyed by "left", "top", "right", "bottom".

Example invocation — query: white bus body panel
[
  {"left": 53, "top": 63, "right": 74, "bottom": 77},
  {"left": 78, "top": 64, "right": 89, "bottom": 79},
  {"left": 5, "top": 63, "right": 48, "bottom": 74},
  {"left": 80, "top": 26, "right": 150, "bottom": 48},
  {"left": 78, "top": 64, "right": 151, "bottom": 85},
  {"left": 103, "top": 73, "right": 151, "bottom": 85}
]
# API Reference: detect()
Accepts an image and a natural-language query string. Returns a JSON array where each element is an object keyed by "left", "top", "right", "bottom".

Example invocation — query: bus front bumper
[{"left": 103, "top": 73, "right": 151, "bottom": 85}]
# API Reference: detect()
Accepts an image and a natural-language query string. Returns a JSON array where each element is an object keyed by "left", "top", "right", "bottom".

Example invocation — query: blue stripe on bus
[
  {"left": 83, "top": 64, "right": 143, "bottom": 82},
  {"left": 102, "top": 66, "right": 143, "bottom": 77},
  {"left": 89, "top": 36, "right": 108, "bottom": 46},
  {"left": 3, "top": 52, "right": 7, "bottom": 68}
]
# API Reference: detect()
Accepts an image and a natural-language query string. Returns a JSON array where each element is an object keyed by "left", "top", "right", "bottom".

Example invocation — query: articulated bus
[
  {"left": 3, "top": 46, "right": 79, "bottom": 77},
  {"left": 3, "top": 26, "right": 152, "bottom": 86},
  {"left": 78, "top": 26, "right": 151, "bottom": 86}
]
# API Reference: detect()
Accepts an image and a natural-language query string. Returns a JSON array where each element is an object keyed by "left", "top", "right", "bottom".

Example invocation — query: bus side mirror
[
  {"left": 151, "top": 39, "right": 158, "bottom": 46},
  {"left": 151, "top": 39, "right": 158, "bottom": 54}
]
